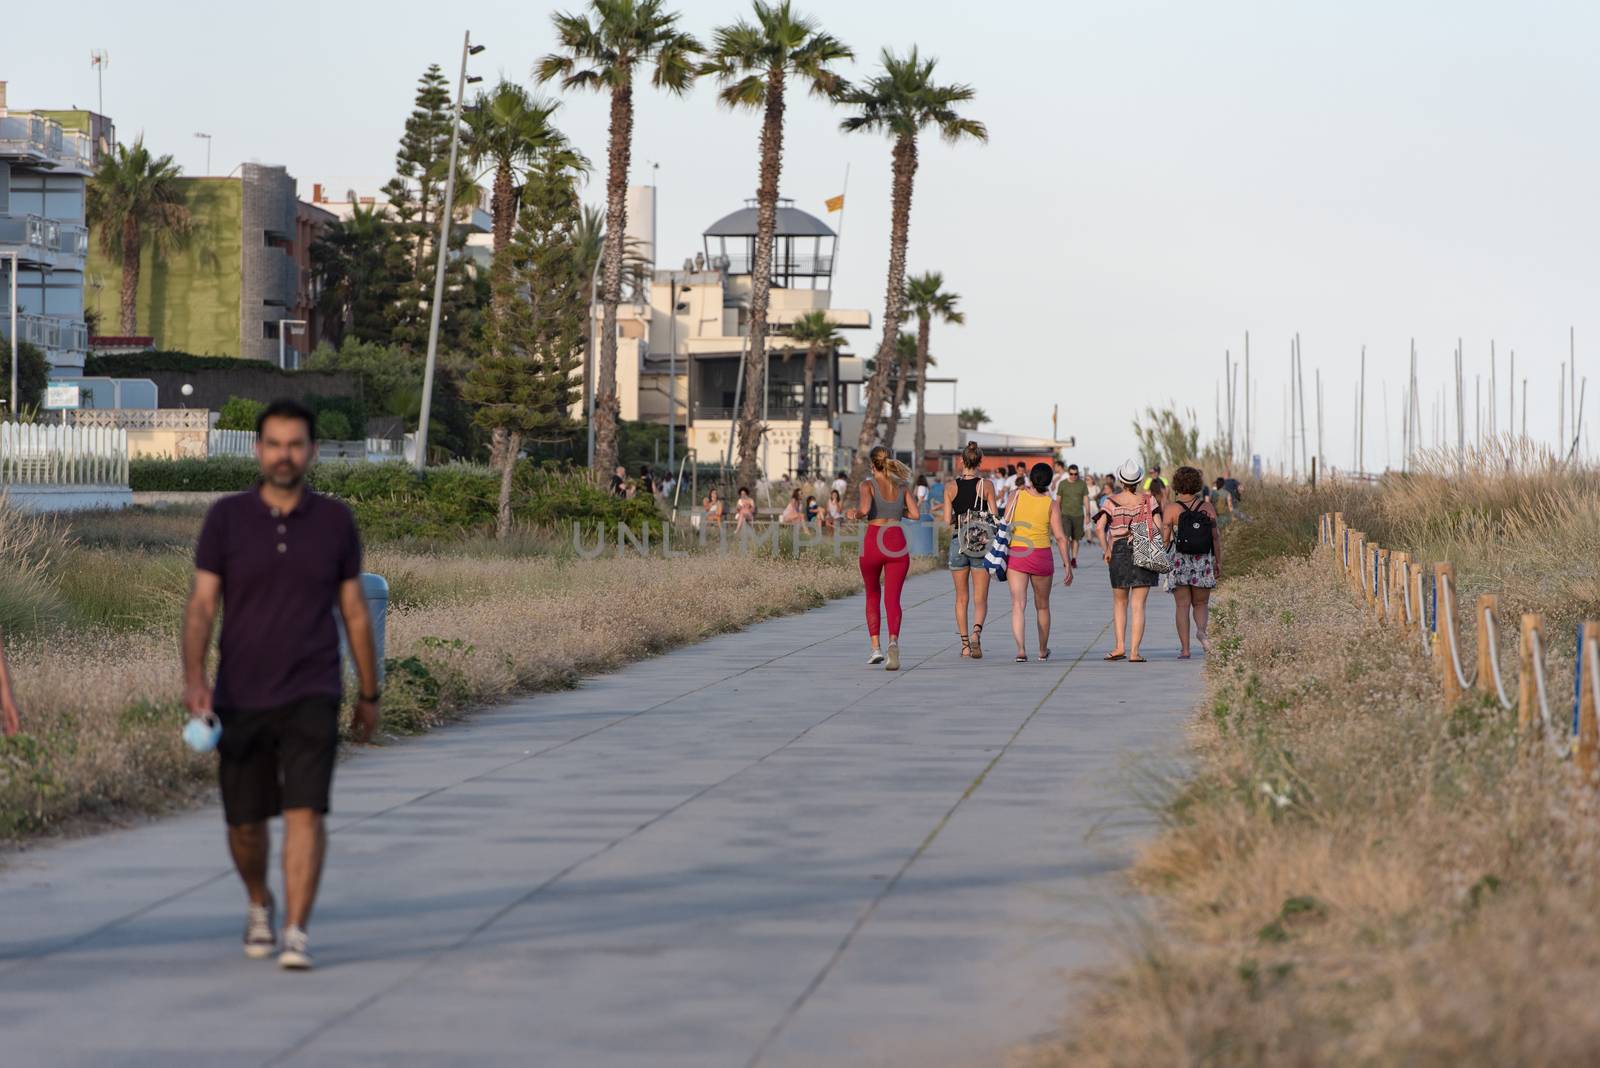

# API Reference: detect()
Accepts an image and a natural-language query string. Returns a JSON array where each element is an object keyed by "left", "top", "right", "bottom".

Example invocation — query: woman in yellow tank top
[{"left": 1004, "top": 462, "right": 1073, "bottom": 662}]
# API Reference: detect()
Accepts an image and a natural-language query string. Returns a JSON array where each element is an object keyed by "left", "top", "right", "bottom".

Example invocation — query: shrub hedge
[{"left": 128, "top": 458, "right": 659, "bottom": 540}]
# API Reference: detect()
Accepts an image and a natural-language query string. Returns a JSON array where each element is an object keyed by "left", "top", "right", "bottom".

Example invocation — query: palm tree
[
  {"left": 958, "top": 406, "right": 990, "bottom": 430},
  {"left": 904, "top": 271, "right": 964, "bottom": 474},
  {"left": 882, "top": 331, "right": 919, "bottom": 454},
  {"left": 784, "top": 309, "right": 843, "bottom": 475},
  {"left": 838, "top": 48, "right": 985, "bottom": 483},
  {"left": 537, "top": 0, "right": 700, "bottom": 475},
  {"left": 701, "top": 1, "right": 852, "bottom": 488},
  {"left": 86, "top": 138, "right": 192, "bottom": 336},
  {"left": 312, "top": 191, "right": 391, "bottom": 345}
]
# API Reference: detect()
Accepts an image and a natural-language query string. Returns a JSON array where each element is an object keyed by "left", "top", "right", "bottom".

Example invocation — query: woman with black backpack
[
  {"left": 944, "top": 442, "right": 997, "bottom": 658},
  {"left": 1160, "top": 466, "right": 1221, "bottom": 659}
]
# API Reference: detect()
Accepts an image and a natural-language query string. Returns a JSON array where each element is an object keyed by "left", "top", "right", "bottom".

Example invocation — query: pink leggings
[{"left": 860, "top": 525, "right": 910, "bottom": 638}]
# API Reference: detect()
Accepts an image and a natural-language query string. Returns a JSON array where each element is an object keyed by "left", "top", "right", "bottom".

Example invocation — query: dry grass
[
  {"left": 1, "top": 505, "right": 912, "bottom": 839},
  {"left": 1026, "top": 461, "right": 1600, "bottom": 1067}
]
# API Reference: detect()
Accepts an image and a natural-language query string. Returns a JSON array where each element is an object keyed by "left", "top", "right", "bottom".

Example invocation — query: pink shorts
[{"left": 1008, "top": 542, "right": 1054, "bottom": 576}]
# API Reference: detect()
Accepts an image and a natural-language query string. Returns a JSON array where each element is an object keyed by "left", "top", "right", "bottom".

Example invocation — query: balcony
[
  {"left": 0, "top": 113, "right": 71, "bottom": 167},
  {"left": 694, "top": 404, "right": 829, "bottom": 422},
  {"left": 0, "top": 313, "right": 89, "bottom": 357},
  {"left": 0, "top": 214, "right": 89, "bottom": 268}
]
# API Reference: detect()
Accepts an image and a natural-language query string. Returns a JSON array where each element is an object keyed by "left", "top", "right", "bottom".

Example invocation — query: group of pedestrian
[{"left": 856, "top": 441, "right": 1231, "bottom": 670}]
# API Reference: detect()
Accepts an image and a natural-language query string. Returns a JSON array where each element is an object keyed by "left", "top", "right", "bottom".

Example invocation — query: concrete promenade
[{"left": 0, "top": 558, "right": 1199, "bottom": 1067}]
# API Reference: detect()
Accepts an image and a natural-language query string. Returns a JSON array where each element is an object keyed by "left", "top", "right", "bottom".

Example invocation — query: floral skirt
[{"left": 1163, "top": 550, "right": 1217, "bottom": 590}]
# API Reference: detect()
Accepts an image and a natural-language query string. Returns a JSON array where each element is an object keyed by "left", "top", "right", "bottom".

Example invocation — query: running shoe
[
  {"left": 885, "top": 642, "right": 900, "bottom": 671},
  {"left": 868, "top": 649, "right": 886, "bottom": 666},
  {"left": 279, "top": 925, "right": 313, "bottom": 971},
  {"left": 243, "top": 896, "right": 276, "bottom": 959}
]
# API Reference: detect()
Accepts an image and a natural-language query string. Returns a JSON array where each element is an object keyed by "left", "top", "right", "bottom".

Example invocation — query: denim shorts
[{"left": 948, "top": 535, "right": 986, "bottom": 570}]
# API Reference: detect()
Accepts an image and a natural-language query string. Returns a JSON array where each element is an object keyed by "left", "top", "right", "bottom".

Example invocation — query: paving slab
[{"left": 0, "top": 557, "right": 1198, "bottom": 1067}]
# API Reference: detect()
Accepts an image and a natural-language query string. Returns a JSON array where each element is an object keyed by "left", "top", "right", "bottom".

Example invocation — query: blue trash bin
[
  {"left": 904, "top": 515, "right": 935, "bottom": 557},
  {"left": 336, "top": 572, "right": 389, "bottom": 687}
]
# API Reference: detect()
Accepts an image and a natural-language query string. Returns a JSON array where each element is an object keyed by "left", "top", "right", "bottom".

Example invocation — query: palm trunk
[
  {"left": 594, "top": 77, "right": 634, "bottom": 476},
  {"left": 912, "top": 312, "right": 931, "bottom": 475},
  {"left": 488, "top": 160, "right": 517, "bottom": 470},
  {"left": 119, "top": 217, "right": 142, "bottom": 335},
  {"left": 849, "top": 135, "right": 918, "bottom": 485},
  {"left": 735, "top": 69, "right": 788, "bottom": 489},
  {"left": 797, "top": 341, "right": 819, "bottom": 476},
  {"left": 495, "top": 430, "right": 522, "bottom": 539}
]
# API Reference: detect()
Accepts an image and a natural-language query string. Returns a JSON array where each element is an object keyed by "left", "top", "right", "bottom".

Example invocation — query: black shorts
[{"left": 216, "top": 696, "right": 341, "bottom": 826}]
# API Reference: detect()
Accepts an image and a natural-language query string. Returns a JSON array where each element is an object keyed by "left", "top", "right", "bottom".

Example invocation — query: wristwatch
[{"left": 359, "top": 690, "right": 382, "bottom": 703}]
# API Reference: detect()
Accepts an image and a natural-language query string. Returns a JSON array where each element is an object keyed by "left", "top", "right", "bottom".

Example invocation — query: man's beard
[{"left": 264, "top": 463, "right": 306, "bottom": 489}]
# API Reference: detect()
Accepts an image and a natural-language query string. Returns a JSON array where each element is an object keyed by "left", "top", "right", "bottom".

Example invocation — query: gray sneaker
[
  {"left": 243, "top": 897, "right": 276, "bottom": 959},
  {"left": 278, "top": 924, "right": 313, "bottom": 971},
  {"left": 885, "top": 642, "right": 900, "bottom": 671}
]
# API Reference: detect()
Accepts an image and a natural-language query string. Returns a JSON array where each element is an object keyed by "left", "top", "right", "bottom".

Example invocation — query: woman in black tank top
[{"left": 944, "top": 442, "right": 997, "bottom": 658}]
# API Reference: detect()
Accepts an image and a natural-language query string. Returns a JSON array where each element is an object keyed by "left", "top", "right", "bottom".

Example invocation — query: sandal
[
  {"left": 1014, "top": 653, "right": 1028, "bottom": 663},
  {"left": 970, "top": 624, "right": 984, "bottom": 660},
  {"left": 1037, "top": 649, "right": 1051, "bottom": 662},
  {"left": 1103, "top": 652, "right": 1126, "bottom": 662},
  {"left": 1128, "top": 655, "right": 1148, "bottom": 663},
  {"left": 960, "top": 633, "right": 971, "bottom": 658}
]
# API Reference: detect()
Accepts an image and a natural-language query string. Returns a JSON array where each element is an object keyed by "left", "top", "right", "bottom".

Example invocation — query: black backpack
[{"left": 1175, "top": 497, "right": 1215, "bottom": 555}]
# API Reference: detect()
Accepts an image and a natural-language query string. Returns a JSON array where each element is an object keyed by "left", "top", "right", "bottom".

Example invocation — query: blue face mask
[{"left": 183, "top": 714, "right": 223, "bottom": 753}]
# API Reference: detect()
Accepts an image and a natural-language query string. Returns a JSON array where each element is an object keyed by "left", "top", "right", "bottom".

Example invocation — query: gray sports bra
[{"left": 866, "top": 478, "right": 906, "bottom": 521}]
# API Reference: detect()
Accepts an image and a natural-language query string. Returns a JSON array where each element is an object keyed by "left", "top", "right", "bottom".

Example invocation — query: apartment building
[
  {"left": 87, "top": 163, "right": 334, "bottom": 365},
  {"left": 0, "top": 82, "right": 108, "bottom": 377},
  {"left": 608, "top": 196, "right": 874, "bottom": 479}
]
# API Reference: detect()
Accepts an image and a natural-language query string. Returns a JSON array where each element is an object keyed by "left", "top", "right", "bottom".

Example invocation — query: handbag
[
  {"left": 1129, "top": 495, "right": 1173, "bottom": 573},
  {"left": 958, "top": 508, "right": 997, "bottom": 558},
  {"left": 983, "top": 517, "right": 1012, "bottom": 581}
]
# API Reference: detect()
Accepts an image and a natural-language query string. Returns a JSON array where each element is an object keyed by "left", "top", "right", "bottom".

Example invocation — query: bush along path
[{"left": 1032, "top": 501, "right": 1600, "bottom": 1068}]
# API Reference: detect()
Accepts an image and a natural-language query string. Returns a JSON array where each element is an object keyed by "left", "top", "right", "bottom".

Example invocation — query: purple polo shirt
[{"left": 194, "top": 488, "right": 362, "bottom": 711}]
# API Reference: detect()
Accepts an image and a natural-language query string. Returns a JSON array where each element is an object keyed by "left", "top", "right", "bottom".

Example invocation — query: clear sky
[{"left": 8, "top": 0, "right": 1599, "bottom": 472}]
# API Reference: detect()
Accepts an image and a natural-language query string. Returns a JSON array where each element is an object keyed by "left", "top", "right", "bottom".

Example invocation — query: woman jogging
[
  {"left": 859, "top": 445, "right": 919, "bottom": 670},
  {"left": 1096, "top": 460, "right": 1160, "bottom": 663},
  {"left": 1005, "top": 462, "right": 1073, "bottom": 662},
  {"left": 1161, "top": 466, "right": 1220, "bottom": 658},
  {"left": 944, "top": 441, "right": 997, "bottom": 659}
]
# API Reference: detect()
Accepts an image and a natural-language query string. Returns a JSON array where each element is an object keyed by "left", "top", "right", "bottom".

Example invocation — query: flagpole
[{"left": 827, "top": 163, "right": 850, "bottom": 295}]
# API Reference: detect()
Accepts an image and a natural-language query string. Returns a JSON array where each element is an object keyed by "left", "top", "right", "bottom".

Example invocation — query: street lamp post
[
  {"left": 4, "top": 251, "right": 17, "bottom": 418},
  {"left": 415, "top": 30, "right": 483, "bottom": 474},
  {"left": 193, "top": 132, "right": 212, "bottom": 175}
]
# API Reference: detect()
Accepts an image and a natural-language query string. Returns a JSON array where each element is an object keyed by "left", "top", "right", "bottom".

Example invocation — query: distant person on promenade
[
  {"left": 1005, "top": 462, "right": 1074, "bottom": 662},
  {"left": 804, "top": 494, "right": 819, "bottom": 527},
  {"left": 824, "top": 488, "right": 843, "bottom": 531},
  {"left": 637, "top": 465, "right": 655, "bottom": 497},
  {"left": 780, "top": 488, "right": 803, "bottom": 524},
  {"left": 860, "top": 445, "right": 918, "bottom": 670},
  {"left": 182, "top": 399, "right": 380, "bottom": 971},
  {"left": 735, "top": 487, "right": 756, "bottom": 531},
  {"left": 0, "top": 626, "right": 21, "bottom": 736},
  {"left": 1211, "top": 476, "right": 1234, "bottom": 524},
  {"left": 1096, "top": 460, "right": 1160, "bottom": 662},
  {"left": 1161, "top": 466, "right": 1221, "bottom": 658},
  {"left": 1147, "top": 476, "right": 1167, "bottom": 511},
  {"left": 1083, "top": 472, "right": 1102, "bottom": 545},
  {"left": 1054, "top": 463, "right": 1089, "bottom": 568},
  {"left": 610, "top": 465, "right": 627, "bottom": 497},
  {"left": 945, "top": 441, "right": 997, "bottom": 659},
  {"left": 703, "top": 487, "right": 724, "bottom": 527}
]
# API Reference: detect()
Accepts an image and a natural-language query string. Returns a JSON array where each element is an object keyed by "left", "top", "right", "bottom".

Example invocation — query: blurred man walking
[{"left": 182, "top": 399, "right": 380, "bottom": 971}]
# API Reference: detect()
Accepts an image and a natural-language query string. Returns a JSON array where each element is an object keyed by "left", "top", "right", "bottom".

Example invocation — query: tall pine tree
[
  {"left": 382, "top": 64, "right": 486, "bottom": 352},
  {"left": 464, "top": 154, "right": 586, "bottom": 537}
]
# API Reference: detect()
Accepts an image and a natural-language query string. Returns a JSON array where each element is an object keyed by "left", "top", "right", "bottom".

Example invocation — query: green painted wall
[
  {"left": 34, "top": 109, "right": 92, "bottom": 133},
  {"left": 87, "top": 178, "right": 242, "bottom": 355}
]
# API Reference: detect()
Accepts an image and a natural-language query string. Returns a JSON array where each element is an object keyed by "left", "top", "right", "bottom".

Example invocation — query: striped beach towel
[{"left": 983, "top": 519, "right": 1012, "bottom": 581}]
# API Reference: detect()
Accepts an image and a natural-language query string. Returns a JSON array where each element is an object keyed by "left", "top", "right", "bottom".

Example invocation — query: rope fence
[{"left": 1318, "top": 511, "right": 1600, "bottom": 769}]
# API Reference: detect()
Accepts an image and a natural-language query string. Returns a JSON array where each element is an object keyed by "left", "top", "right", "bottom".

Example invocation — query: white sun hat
[{"left": 1116, "top": 459, "right": 1145, "bottom": 486}]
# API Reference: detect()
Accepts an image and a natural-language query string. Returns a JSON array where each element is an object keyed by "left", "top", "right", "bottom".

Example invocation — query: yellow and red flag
[{"left": 824, "top": 194, "right": 845, "bottom": 213}]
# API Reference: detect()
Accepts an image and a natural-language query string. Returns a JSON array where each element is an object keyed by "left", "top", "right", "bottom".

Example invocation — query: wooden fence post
[
  {"left": 1519, "top": 614, "right": 1541, "bottom": 732},
  {"left": 1376, "top": 548, "right": 1391, "bottom": 621},
  {"left": 1435, "top": 563, "right": 1462, "bottom": 706},
  {"left": 1579, "top": 622, "right": 1600, "bottom": 783},
  {"left": 1410, "top": 563, "right": 1426, "bottom": 640},
  {"left": 1352, "top": 533, "right": 1366, "bottom": 590},
  {"left": 1475, "top": 594, "right": 1497, "bottom": 696}
]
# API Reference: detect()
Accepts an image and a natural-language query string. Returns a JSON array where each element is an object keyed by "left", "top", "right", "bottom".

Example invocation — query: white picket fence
[
  {"left": 208, "top": 428, "right": 254, "bottom": 457},
  {"left": 0, "top": 421, "right": 130, "bottom": 486}
]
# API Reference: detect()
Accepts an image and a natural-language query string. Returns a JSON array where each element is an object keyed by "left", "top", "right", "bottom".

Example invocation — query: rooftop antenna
[{"left": 90, "top": 50, "right": 109, "bottom": 115}]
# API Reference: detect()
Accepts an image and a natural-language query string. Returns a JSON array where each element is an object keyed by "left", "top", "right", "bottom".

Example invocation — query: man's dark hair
[{"left": 256, "top": 398, "right": 316, "bottom": 440}]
